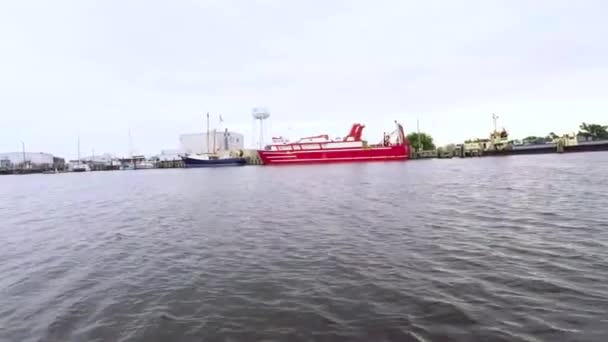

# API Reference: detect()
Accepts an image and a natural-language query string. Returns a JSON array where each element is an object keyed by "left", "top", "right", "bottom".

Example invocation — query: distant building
[
  {"left": 180, "top": 130, "right": 244, "bottom": 154},
  {"left": 0, "top": 152, "right": 62, "bottom": 170},
  {"left": 0, "top": 157, "right": 11, "bottom": 170},
  {"left": 154, "top": 149, "right": 185, "bottom": 162},
  {"left": 76, "top": 153, "right": 121, "bottom": 171},
  {"left": 53, "top": 157, "right": 66, "bottom": 170},
  {"left": 80, "top": 153, "right": 116, "bottom": 164}
]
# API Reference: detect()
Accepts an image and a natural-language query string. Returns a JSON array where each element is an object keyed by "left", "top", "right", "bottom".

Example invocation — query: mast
[
  {"left": 206, "top": 112, "right": 210, "bottom": 154},
  {"left": 224, "top": 128, "right": 229, "bottom": 151},
  {"left": 21, "top": 141, "right": 26, "bottom": 170}
]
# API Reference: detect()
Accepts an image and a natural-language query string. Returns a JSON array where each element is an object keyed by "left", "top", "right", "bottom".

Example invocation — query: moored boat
[
  {"left": 72, "top": 162, "right": 90, "bottom": 172},
  {"left": 181, "top": 112, "right": 247, "bottom": 167},
  {"left": 120, "top": 161, "right": 155, "bottom": 170},
  {"left": 72, "top": 136, "right": 90, "bottom": 172},
  {"left": 181, "top": 153, "right": 246, "bottom": 167},
  {"left": 257, "top": 121, "right": 410, "bottom": 165}
]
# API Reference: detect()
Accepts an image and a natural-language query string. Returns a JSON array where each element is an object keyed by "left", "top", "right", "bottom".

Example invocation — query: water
[{"left": 2, "top": 153, "right": 608, "bottom": 342}]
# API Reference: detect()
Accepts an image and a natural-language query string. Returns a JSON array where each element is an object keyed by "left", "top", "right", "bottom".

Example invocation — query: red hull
[
  {"left": 257, "top": 121, "right": 410, "bottom": 165},
  {"left": 258, "top": 145, "right": 409, "bottom": 165}
]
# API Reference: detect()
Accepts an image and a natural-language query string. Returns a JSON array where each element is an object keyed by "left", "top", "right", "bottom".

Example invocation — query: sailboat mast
[
  {"left": 224, "top": 128, "right": 229, "bottom": 151},
  {"left": 206, "top": 112, "right": 210, "bottom": 154},
  {"left": 77, "top": 136, "right": 81, "bottom": 162}
]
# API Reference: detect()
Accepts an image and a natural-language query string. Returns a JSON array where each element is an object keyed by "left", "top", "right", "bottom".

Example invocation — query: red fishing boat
[{"left": 257, "top": 121, "right": 410, "bottom": 165}]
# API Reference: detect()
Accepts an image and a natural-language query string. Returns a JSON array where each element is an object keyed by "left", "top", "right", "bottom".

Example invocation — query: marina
[
  {"left": 1, "top": 111, "right": 607, "bottom": 175},
  {"left": 2, "top": 1, "right": 608, "bottom": 340}
]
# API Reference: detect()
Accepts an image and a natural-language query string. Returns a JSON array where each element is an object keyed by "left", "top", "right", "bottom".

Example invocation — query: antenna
[{"left": 252, "top": 107, "right": 271, "bottom": 149}]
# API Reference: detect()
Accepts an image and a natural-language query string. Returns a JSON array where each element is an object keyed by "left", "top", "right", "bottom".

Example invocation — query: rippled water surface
[{"left": 2, "top": 153, "right": 608, "bottom": 342}]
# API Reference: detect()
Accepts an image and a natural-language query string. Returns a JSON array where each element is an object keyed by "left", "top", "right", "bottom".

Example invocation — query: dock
[{"left": 243, "top": 149, "right": 262, "bottom": 165}]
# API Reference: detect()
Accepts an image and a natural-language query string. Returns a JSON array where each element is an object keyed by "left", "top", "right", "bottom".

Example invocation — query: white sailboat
[
  {"left": 120, "top": 129, "right": 156, "bottom": 170},
  {"left": 72, "top": 136, "right": 90, "bottom": 172}
]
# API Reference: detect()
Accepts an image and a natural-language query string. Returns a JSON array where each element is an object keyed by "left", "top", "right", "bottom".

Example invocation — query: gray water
[{"left": 2, "top": 153, "right": 608, "bottom": 342}]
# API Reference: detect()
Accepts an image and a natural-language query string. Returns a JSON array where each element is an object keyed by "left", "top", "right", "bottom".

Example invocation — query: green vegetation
[
  {"left": 407, "top": 132, "right": 436, "bottom": 151},
  {"left": 523, "top": 136, "right": 547, "bottom": 145},
  {"left": 578, "top": 122, "right": 608, "bottom": 140}
]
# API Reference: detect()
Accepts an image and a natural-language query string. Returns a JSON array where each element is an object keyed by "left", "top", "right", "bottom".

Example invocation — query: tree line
[
  {"left": 406, "top": 122, "right": 607, "bottom": 151},
  {"left": 523, "top": 122, "right": 608, "bottom": 144}
]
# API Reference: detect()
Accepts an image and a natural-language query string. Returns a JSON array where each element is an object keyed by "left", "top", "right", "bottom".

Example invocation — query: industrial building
[
  {"left": 0, "top": 152, "right": 65, "bottom": 171},
  {"left": 179, "top": 130, "right": 244, "bottom": 154}
]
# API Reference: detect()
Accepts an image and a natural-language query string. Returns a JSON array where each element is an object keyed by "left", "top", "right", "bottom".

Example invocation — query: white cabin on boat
[
  {"left": 265, "top": 135, "right": 365, "bottom": 151},
  {"left": 262, "top": 122, "right": 406, "bottom": 152}
]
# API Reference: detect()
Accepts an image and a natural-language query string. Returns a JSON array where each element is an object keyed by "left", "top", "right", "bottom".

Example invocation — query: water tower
[{"left": 252, "top": 107, "right": 270, "bottom": 149}]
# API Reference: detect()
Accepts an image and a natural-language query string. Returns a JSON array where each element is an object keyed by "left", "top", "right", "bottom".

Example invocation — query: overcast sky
[{"left": 1, "top": 0, "right": 607, "bottom": 158}]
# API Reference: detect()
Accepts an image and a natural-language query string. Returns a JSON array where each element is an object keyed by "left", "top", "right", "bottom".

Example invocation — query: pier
[
  {"left": 156, "top": 159, "right": 185, "bottom": 168},
  {"left": 242, "top": 149, "right": 262, "bottom": 165}
]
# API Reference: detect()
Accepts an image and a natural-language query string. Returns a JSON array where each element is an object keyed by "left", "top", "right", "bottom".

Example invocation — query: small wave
[{"left": 2, "top": 155, "right": 608, "bottom": 341}]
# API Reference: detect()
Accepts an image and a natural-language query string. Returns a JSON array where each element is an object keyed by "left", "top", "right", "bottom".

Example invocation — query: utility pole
[{"left": 260, "top": 117, "right": 264, "bottom": 150}]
